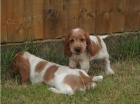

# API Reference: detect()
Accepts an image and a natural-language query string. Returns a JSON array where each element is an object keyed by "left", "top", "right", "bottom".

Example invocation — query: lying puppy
[
  {"left": 12, "top": 51, "right": 103, "bottom": 95},
  {"left": 64, "top": 28, "right": 114, "bottom": 75}
]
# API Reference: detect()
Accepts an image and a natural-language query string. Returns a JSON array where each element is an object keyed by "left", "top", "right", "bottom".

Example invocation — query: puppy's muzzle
[{"left": 75, "top": 47, "right": 81, "bottom": 53}]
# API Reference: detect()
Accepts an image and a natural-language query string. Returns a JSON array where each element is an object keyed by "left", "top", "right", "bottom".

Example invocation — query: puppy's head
[
  {"left": 64, "top": 28, "right": 93, "bottom": 57},
  {"left": 12, "top": 51, "right": 30, "bottom": 84}
]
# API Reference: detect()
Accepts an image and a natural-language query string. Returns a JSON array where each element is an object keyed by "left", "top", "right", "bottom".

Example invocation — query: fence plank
[
  {"left": 44, "top": 0, "right": 63, "bottom": 39},
  {"left": 32, "top": 0, "right": 44, "bottom": 40},
  {"left": 1, "top": 0, "right": 7, "bottom": 43},
  {"left": 95, "top": 0, "right": 112, "bottom": 34},
  {"left": 68, "top": 0, "right": 79, "bottom": 30},
  {"left": 63, "top": 0, "right": 70, "bottom": 35},
  {"left": 109, "top": 0, "right": 126, "bottom": 33},
  {"left": 62, "top": 0, "right": 79, "bottom": 35},
  {"left": 55, "top": 0, "right": 64, "bottom": 37},
  {"left": 23, "top": 0, "right": 33, "bottom": 41},
  {"left": 7, "top": 0, "right": 24, "bottom": 42},
  {"left": 125, "top": 0, "right": 140, "bottom": 31},
  {"left": 139, "top": 9, "right": 140, "bottom": 30},
  {"left": 79, "top": 0, "right": 96, "bottom": 34}
]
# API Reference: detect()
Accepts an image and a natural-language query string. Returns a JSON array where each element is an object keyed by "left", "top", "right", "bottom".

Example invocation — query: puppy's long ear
[
  {"left": 85, "top": 33, "right": 96, "bottom": 56},
  {"left": 64, "top": 35, "right": 71, "bottom": 57},
  {"left": 12, "top": 53, "right": 30, "bottom": 84}
]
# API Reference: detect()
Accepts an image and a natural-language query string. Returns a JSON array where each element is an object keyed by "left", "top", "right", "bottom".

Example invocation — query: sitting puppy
[
  {"left": 64, "top": 28, "right": 114, "bottom": 75},
  {"left": 12, "top": 51, "right": 103, "bottom": 95}
]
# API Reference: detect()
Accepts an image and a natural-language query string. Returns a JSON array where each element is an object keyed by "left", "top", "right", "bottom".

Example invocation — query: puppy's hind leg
[
  {"left": 49, "top": 86, "right": 74, "bottom": 95},
  {"left": 49, "top": 87, "right": 61, "bottom": 94},
  {"left": 59, "top": 84, "right": 75, "bottom": 95},
  {"left": 103, "top": 55, "right": 115, "bottom": 75},
  {"left": 51, "top": 83, "right": 74, "bottom": 95}
]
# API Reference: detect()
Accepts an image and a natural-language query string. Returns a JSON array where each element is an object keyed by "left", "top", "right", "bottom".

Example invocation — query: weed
[
  {"left": 1, "top": 41, "right": 39, "bottom": 71},
  {"left": 120, "top": 40, "right": 140, "bottom": 59}
]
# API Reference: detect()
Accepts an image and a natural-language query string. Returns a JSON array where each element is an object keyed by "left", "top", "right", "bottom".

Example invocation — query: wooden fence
[{"left": 1, "top": 0, "right": 140, "bottom": 43}]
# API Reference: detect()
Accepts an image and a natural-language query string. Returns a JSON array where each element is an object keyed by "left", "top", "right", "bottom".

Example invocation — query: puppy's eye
[
  {"left": 70, "top": 39, "right": 74, "bottom": 43},
  {"left": 81, "top": 39, "right": 85, "bottom": 42}
]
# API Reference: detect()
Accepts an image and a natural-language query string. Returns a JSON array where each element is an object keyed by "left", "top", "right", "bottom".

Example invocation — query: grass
[
  {"left": 1, "top": 58, "right": 140, "bottom": 104},
  {"left": 1, "top": 38, "right": 140, "bottom": 104}
]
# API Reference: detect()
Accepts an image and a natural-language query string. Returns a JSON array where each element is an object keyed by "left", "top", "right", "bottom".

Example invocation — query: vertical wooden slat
[
  {"left": 7, "top": 0, "right": 24, "bottom": 42},
  {"left": 79, "top": 0, "right": 96, "bottom": 34},
  {"left": 125, "top": 0, "right": 140, "bottom": 31},
  {"left": 63, "top": 0, "right": 70, "bottom": 34},
  {"left": 63, "top": 0, "right": 79, "bottom": 34},
  {"left": 109, "top": 0, "right": 126, "bottom": 33},
  {"left": 23, "top": 0, "right": 33, "bottom": 41},
  {"left": 1, "top": 0, "right": 7, "bottom": 43},
  {"left": 134, "top": 0, "right": 140, "bottom": 30},
  {"left": 32, "top": 0, "right": 44, "bottom": 40},
  {"left": 55, "top": 0, "right": 64, "bottom": 37},
  {"left": 44, "top": 0, "right": 63, "bottom": 39},
  {"left": 95, "top": 0, "right": 112, "bottom": 34},
  {"left": 139, "top": 9, "right": 140, "bottom": 30},
  {"left": 7, "top": 0, "right": 15, "bottom": 42},
  {"left": 68, "top": 0, "right": 79, "bottom": 30}
]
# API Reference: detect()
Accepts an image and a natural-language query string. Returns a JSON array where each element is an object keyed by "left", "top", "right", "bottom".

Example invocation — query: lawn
[{"left": 1, "top": 42, "right": 140, "bottom": 104}]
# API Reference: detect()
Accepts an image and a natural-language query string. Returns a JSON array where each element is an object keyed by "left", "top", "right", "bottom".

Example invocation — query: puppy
[
  {"left": 12, "top": 51, "right": 103, "bottom": 95},
  {"left": 64, "top": 28, "right": 114, "bottom": 75}
]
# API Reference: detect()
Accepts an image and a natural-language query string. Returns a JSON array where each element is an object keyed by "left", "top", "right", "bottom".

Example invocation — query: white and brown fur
[
  {"left": 64, "top": 28, "right": 114, "bottom": 75},
  {"left": 12, "top": 51, "right": 103, "bottom": 95}
]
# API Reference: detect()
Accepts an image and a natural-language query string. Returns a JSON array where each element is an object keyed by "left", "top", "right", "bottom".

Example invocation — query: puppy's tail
[{"left": 99, "top": 35, "right": 109, "bottom": 39}]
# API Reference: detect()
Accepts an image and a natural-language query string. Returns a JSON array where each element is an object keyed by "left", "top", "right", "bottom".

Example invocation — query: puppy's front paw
[
  {"left": 93, "top": 75, "right": 103, "bottom": 82},
  {"left": 106, "top": 69, "right": 115, "bottom": 75}
]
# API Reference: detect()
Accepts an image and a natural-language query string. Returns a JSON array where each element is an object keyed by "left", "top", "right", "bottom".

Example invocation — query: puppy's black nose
[{"left": 75, "top": 47, "right": 81, "bottom": 52}]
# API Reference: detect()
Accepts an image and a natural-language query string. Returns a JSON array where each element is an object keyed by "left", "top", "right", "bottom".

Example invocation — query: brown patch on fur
[
  {"left": 63, "top": 74, "right": 83, "bottom": 90},
  {"left": 43, "top": 65, "right": 59, "bottom": 83},
  {"left": 79, "top": 71, "right": 93, "bottom": 83},
  {"left": 87, "top": 36, "right": 102, "bottom": 56},
  {"left": 63, "top": 71, "right": 93, "bottom": 90},
  {"left": 97, "top": 36, "right": 102, "bottom": 47},
  {"left": 35, "top": 61, "right": 48, "bottom": 72},
  {"left": 12, "top": 51, "right": 30, "bottom": 84}
]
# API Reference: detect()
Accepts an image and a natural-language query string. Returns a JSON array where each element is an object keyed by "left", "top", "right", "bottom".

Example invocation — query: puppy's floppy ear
[
  {"left": 12, "top": 53, "right": 30, "bottom": 84},
  {"left": 85, "top": 33, "right": 95, "bottom": 56},
  {"left": 64, "top": 34, "right": 71, "bottom": 57}
]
